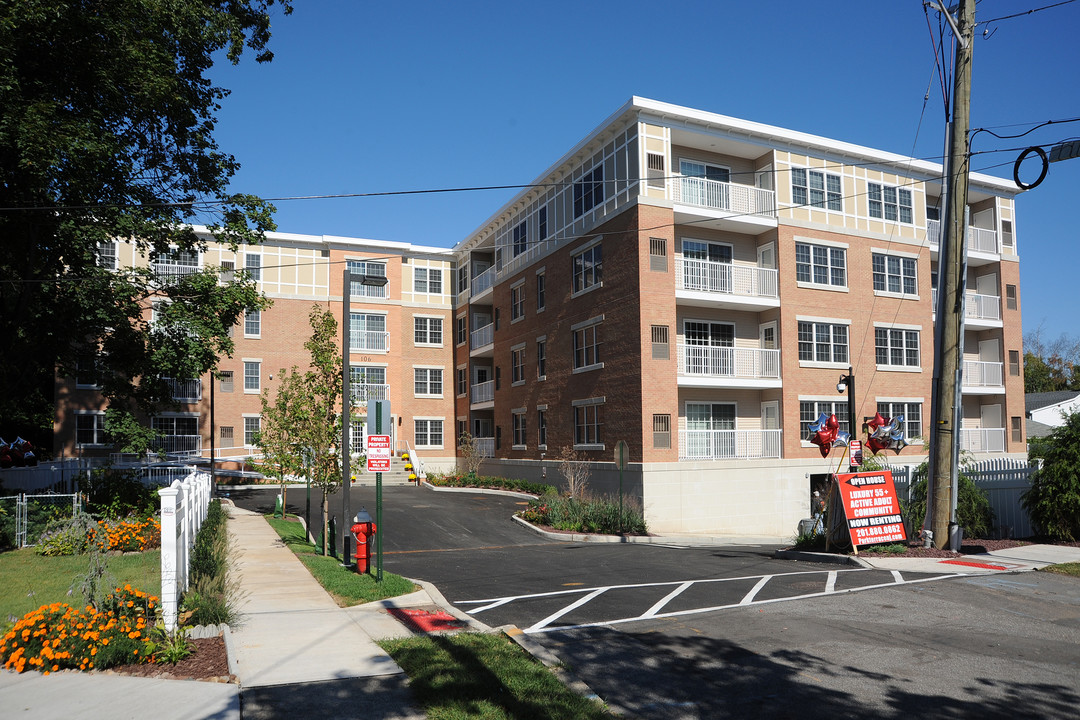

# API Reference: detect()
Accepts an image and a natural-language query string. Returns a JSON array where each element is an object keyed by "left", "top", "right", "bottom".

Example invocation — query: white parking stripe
[
  {"left": 740, "top": 576, "right": 772, "bottom": 605},
  {"left": 642, "top": 581, "right": 693, "bottom": 618},
  {"left": 891, "top": 570, "right": 903, "bottom": 583},
  {"left": 467, "top": 597, "right": 516, "bottom": 614},
  {"left": 528, "top": 587, "right": 609, "bottom": 632},
  {"left": 825, "top": 571, "right": 837, "bottom": 593}
]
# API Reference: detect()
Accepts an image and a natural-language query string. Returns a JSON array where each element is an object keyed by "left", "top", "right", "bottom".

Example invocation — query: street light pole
[
  {"left": 837, "top": 367, "right": 855, "bottom": 472},
  {"left": 342, "top": 267, "right": 353, "bottom": 567}
]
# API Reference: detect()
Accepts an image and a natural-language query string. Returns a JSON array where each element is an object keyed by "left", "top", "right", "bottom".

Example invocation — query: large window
[
  {"left": 456, "top": 316, "right": 467, "bottom": 345},
  {"left": 511, "top": 348, "right": 525, "bottom": 384},
  {"left": 536, "top": 339, "right": 547, "bottom": 379},
  {"left": 573, "top": 165, "right": 604, "bottom": 218},
  {"left": 511, "top": 284, "right": 525, "bottom": 321},
  {"left": 244, "top": 416, "right": 261, "bottom": 447},
  {"left": 347, "top": 260, "right": 387, "bottom": 298},
  {"left": 457, "top": 367, "right": 467, "bottom": 396},
  {"left": 877, "top": 401, "right": 922, "bottom": 438},
  {"left": 536, "top": 272, "right": 546, "bottom": 310},
  {"left": 244, "top": 361, "right": 260, "bottom": 392},
  {"left": 573, "top": 400, "right": 603, "bottom": 446},
  {"left": 244, "top": 309, "right": 261, "bottom": 337},
  {"left": 75, "top": 413, "right": 109, "bottom": 446},
  {"left": 414, "top": 316, "right": 442, "bottom": 345},
  {"left": 414, "top": 267, "right": 442, "bottom": 294},
  {"left": 875, "top": 328, "right": 920, "bottom": 368},
  {"left": 512, "top": 221, "right": 528, "bottom": 257},
  {"left": 795, "top": 242, "right": 846, "bottom": 287},
  {"left": 800, "top": 401, "right": 850, "bottom": 438},
  {"left": 415, "top": 419, "right": 443, "bottom": 448},
  {"left": 537, "top": 408, "right": 547, "bottom": 447},
  {"left": 798, "top": 321, "right": 848, "bottom": 364},
  {"left": 350, "top": 366, "right": 386, "bottom": 403},
  {"left": 512, "top": 411, "right": 527, "bottom": 447},
  {"left": 414, "top": 368, "right": 443, "bottom": 396},
  {"left": 350, "top": 313, "right": 387, "bottom": 352},
  {"left": 872, "top": 253, "right": 917, "bottom": 295},
  {"left": 572, "top": 244, "right": 602, "bottom": 293},
  {"left": 868, "top": 183, "right": 913, "bottom": 224},
  {"left": 245, "top": 253, "right": 261, "bottom": 281},
  {"left": 792, "top": 168, "right": 842, "bottom": 211},
  {"left": 573, "top": 322, "right": 601, "bottom": 370},
  {"left": 97, "top": 241, "right": 118, "bottom": 270}
]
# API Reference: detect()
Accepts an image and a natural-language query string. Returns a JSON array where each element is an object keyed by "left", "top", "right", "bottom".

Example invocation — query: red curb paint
[
  {"left": 387, "top": 608, "right": 467, "bottom": 633},
  {"left": 939, "top": 559, "right": 1011, "bottom": 570}
]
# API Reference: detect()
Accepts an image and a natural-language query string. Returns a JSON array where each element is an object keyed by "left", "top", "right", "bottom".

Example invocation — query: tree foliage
[
  {"left": 0, "top": 0, "right": 291, "bottom": 443},
  {"left": 904, "top": 464, "right": 995, "bottom": 540},
  {"left": 1024, "top": 411, "right": 1080, "bottom": 541},
  {"left": 1023, "top": 328, "right": 1080, "bottom": 393}
]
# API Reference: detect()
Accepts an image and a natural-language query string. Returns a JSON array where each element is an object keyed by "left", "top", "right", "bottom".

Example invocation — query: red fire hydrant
[{"left": 350, "top": 508, "right": 377, "bottom": 574}]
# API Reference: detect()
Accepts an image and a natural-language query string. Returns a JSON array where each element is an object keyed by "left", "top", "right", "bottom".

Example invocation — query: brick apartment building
[{"left": 54, "top": 97, "right": 1025, "bottom": 536}]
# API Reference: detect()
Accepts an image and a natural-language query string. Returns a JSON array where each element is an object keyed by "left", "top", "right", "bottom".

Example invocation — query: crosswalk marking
[{"left": 642, "top": 582, "right": 693, "bottom": 618}]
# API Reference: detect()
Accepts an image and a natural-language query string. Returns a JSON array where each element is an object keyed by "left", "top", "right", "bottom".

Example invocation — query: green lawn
[
  {"left": 1042, "top": 562, "right": 1080, "bottom": 577},
  {"left": 0, "top": 548, "right": 161, "bottom": 632},
  {"left": 263, "top": 515, "right": 416, "bottom": 605},
  {"left": 381, "top": 633, "right": 612, "bottom": 719}
]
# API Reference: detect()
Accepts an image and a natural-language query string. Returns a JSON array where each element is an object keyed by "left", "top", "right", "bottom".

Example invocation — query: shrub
[
  {"left": 182, "top": 499, "right": 237, "bottom": 626},
  {"left": 80, "top": 469, "right": 158, "bottom": 520},
  {"left": 904, "top": 464, "right": 994, "bottom": 539},
  {"left": 36, "top": 514, "right": 161, "bottom": 556},
  {"left": 520, "top": 490, "right": 647, "bottom": 535},
  {"left": 1024, "top": 411, "right": 1080, "bottom": 541},
  {"left": 426, "top": 472, "right": 554, "bottom": 496}
]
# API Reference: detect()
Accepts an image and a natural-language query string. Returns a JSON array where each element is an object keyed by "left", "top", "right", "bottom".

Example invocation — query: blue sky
[{"left": 208, "top": 0, "right": 1080, "bottom": 340}]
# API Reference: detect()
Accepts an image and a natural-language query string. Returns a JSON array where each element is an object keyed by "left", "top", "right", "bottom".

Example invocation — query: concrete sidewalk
[{"left": 855, "top": 542, "right": 1080, "bottom": 573}]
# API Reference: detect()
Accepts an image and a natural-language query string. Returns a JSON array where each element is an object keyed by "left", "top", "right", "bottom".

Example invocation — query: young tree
[
  {"left": 0, "top": 0, "right": 291, "bottom": 443},
  {"left": 558, "top": 446, "right": 592, "bottom": 500},
  {"left": 457, "top": 431, "right": 484, "bottom": 476},
  {"left": 257, "top": 306, "right": 342, "bottom": 555},
  {"left": 1024, "top": 411, "right": 1080, "bottom": 541}
]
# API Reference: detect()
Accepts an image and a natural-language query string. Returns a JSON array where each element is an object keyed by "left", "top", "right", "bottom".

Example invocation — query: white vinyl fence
[{"left": 158, "top": 470, "right": 212, "bottom": 631}]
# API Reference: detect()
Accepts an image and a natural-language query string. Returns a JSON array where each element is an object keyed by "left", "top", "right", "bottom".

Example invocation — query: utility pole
[{"left": 928, "top": 0, "right": 974, "bottom": 549}]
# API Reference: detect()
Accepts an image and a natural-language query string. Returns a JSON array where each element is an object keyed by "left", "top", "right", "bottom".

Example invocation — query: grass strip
[
  {"left": 1041, "top": 561, "right": 1080, "bottom": 577},
  {"left": 380, "top": 633, "right": 611, "bottom": 720},
  {"left": 263, "top": 515, "right": 415, "bottom": 606},
  {"left": 0, "top": 548, "right": 161, "bottom": 633}
]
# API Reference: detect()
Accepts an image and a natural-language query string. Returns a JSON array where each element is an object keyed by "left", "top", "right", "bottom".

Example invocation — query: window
[
  {"left": 414, "top": 368, "right": 443, "bottom": 396},
  {"left": 1002, "top": 220, "right": 1014, "bottom": 249},
  {"left": 513, "top": 411, "right": 527, "bottom": 447},
  {"left": 573, "top": 399, "right": 603, "bottom": 446},
  {"left": 685, "top": 403, "right": 737, "bottom": 457},
  {"left": 97, "top": 241, "right": 118, "bottom": 270},
  {"left": 653, "top": 414, "right": 671, "bottom": 449},
  {"left": 795, "top": 242, "right": 846, "bottom": 287},
  {"left": 457, "top": 265, "right": 469, "bottom": 294},
  {"left": 877, "top": 402, "right": 922, "bottom": 438},
  {"left": 244, "top": 361, "right": 260, "bottom": 392},
  {"left": 415, "top": 419, "right": 443, "bottom": 448},
  {"left": 651, "top": 325, "right": 669, "bottom": 360},
  {"left": 154, "top": 249, "right": 199, "bottom": 280},
  {"left": 798, "top": 321, "right": 848, "bottom": 364},
  {"left": 536, "top": 339, "right": 547, "bottom": 379},
  {"left": 75, "top": 413, "right": 109, "bottom": 446},
  {"left": 536, "top": 272, "right": 546, "bottom": 311},
  {"left": 792, "top": 168, "right": 842, "bottom": 211},
  {"left": 573, "top": 164, "right": 604, "bottom": 218},
  {"left": 350, "top": 313, "right": 387, "bottom": 351},
  {"left": 800, "top": 401, "right": 850, "bottom": 438},
  {"left": 573, "top": 322, "right": 601, "bottom": 370},
  {"left": 680, "top": 160, "right": 729, "bottom": 206},
  {"left": 572, "top": 244, "right": 602, "bottom": 293},
  {"left": 244, "top": 416, "right": 261, "bottom": 447},
  {"left": 220, "top": 426, "right": 234, "bottom": 445},
  {"left": 512, "top": 221, "right": 528, "bottom": 257},
  {"left": 414, "top": 317, "right": 443, "bottom": 345},
  {"left": 347, "top": 260, "right": 387, "bottom": 298},
  {"left": 647, "top": 152, "right": 666, "bottom": 189},
  {"left": 245, "top": 253, "right": 261, "bottom": 281},
  {"left": 414, "top": 267, "right": 442, "bottom": 294},
  {"left": 868, "top": 182, "right": 913, "bottom": 224},
  {"left": 75, "top": 354, "right": 101, "bottom": 388},
  {"left": 1006, "top": 284, "right": 1017, "bottom": 310},
  {"left": 153, "top": 416, "right": 199, "bottom": 454},
  {"left": 872, "top": 253, "right": 917, "bottom": 295},
  {"left": 537, "top": 408, "right": 547, "bottom": 447},
  {"left": 875, "top": 328, "right": 920, "bottom": 368},
  {"left": 1011, "top": 416, "right": 1023, "bottom": 443},
  {"left": 244, "top": 310, "right": 261, "bottom": 337},
  {"left": 538, "top": 206, "right": 548, "bottom": 241},
  {"left": 350, "top": 366, "right": 386, "bottom": 403},
  {"left": 650, "top": 237, "right": 667, "bottom": 272},
  {"left": 457, "top": 368, "right": 467, "bottom": 396},
  {"left": 218, "top": 370, "right": 234, "bottom": 393},
  {"left": 511, "top": 284, "right": 525, "bottom": 321},
  {"left": 1009, "top": 350, "right": 1021, "bottom": 376},
  {"left": 219, "top": 260, "right": 235, "bottom": 283},
  {"left": 456, "top": 316, "right": 467, "bottom": 345},
  {"left": 511, "top": 348, "right": 525, "bottom": 384}
]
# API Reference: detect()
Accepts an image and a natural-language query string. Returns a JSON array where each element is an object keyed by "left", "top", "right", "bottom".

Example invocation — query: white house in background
[{"left": 1025, "top": 391, "right": 1080, "bottom": 437}]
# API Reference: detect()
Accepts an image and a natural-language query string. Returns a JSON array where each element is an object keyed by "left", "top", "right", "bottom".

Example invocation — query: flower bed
[
  {"left": 37, "top": 516, "right": 161, "bottom": 556},
  {"left": 1, "top": 585, "right": 159, "bottom": 673}
]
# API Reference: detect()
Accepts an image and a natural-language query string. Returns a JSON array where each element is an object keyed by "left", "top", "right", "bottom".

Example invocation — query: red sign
[
  {"left": 849, "top": 440, "right": 863, "bottom": 467},
  {"left": 366, "top": 434, "right": 392, "bottom": 473},
  {"left": 834, "top": 471, "right": 907, "bottom": 548}
]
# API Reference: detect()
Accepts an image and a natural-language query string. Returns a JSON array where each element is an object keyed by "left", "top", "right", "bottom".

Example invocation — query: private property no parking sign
[{"left": 834, "top": 471, "right": 907, "bottom": 548}]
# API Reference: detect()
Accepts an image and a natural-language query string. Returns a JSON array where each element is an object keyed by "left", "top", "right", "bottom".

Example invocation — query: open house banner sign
[{"left": 835, "top": 471, "right": 907, "bottom": 548}]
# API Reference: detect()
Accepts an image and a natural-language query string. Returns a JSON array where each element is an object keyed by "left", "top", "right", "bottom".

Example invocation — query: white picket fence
[
  {"left": 888, "top": 457, "right": 1037, "bottom": 538},
  {"left": 158, "top": 469, "right": 212, "bottom": 631}
]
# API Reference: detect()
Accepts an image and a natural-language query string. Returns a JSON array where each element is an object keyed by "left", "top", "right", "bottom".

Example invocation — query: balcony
[
  {"left": 676, "top": 259, "right": 779, "bottom": 309},
  {"left": 350, "top": 383, "right": 389, "bottom": 404},
  {"left": 927, "top": 220, "right": 999, "bottom": 259},
  {"left": 960, "top": 427, "right": 1006, "bottom": 453},
  {"left": 472, "top": 267, "right": 495, "bottom": 298},
  {"left": 471, "top": 380, "right": 494, "bottom": 405},
  {"left": 152, "top": 261, "right": 200, "bottom": 282},
  {"left": 349, "top": 331, "right": 389, "bottom": 353},
  {"left": 962, "top": 360, "right": 1005, "bottom": 393},
  {"left": 682, "top": 429, "right": 782, "bottom": 460},
  {"left": 470, "top": 323, "right": 494, "bottom": 356},
  {"left": 677, "top": 344, "right": 781, "bottom": 388},
  {"left": 932, "top": 289, "right": 1002, "bottom": 328},
  {"left": 154, "top": 435, "right": 201, "bottom": 456},
  {"left": 475, "top": 437, "right": 495, "bottom": 458},
  {"left": 672, "top": 177, "right": 777, "bottom": 220},
  {"left": 166, "top": 378, "right": 202, "bottom": 403}
]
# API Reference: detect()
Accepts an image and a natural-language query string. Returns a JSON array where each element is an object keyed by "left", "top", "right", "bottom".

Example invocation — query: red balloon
[
  {"left": 867, "top": 436, "right": 889, "bottom": 454},
  {"left": 818, "top": 443, "right": 830, "bottom": 458}
]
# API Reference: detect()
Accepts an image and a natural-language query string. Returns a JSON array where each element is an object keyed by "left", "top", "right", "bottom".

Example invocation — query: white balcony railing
[
  {"left": 682, "top": 429, "right": 782, "bottom": 460},
  {"left": 471, "top": 380, "right": 494, "bottom": 404},
  {"left": 152, "top": 262, "right": 201, "bottom": 281},
  {"left": 927, "top": 220, "right": 999, "bottom": 254},
  {"left": 470, "top": 323, "right": 494, "bottom": 350},
  {"left": 678, "top": 345, "right": 781, "bottom": 380},
  {"left": 672, "top": 177, "right": 777, "bottom": 219},
  {"left": 350, "top": 383, "right": 389, "bottom": 404},
  {"left": 932, "top": 290, "right": 1002, "bottom": 322},
  {"left": 676, "top": 259, "right": 779, "bottom": 299},
  {"left": 166, "top": 378, "right": 202, "bottom": 403},
  {"left": 349, "top": 331, "right": 389, "bottom": 353},
  {"left": 472, "top": 267, "right": 496, "bottom": 297},
  {"left": 155, "top": 435, "right": 202, "bottom": 456},
  {"left": 963, "top": 360, "right": 1004, "bottom": 388},
  {"left": 475, "top": 438, "right": 495, "bottom": 458},
  {"left": 960, "top": 427, "right": 1006, "bottom": 452}
]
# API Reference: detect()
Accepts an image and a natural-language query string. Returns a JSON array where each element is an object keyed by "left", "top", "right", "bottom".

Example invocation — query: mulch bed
[{"left": 105, "top": 636, "right": 234, "bottom": 683}]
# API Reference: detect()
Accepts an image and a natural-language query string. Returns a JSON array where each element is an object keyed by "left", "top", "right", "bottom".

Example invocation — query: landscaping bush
[
  {"left": 80, "top": 469, "right": 158, "bottom": 520},
  {"left": 427, "top": 472, "right": 554, "bottom": 496},
  {"left": 903, "top": 464, "right": 994, "bottom": 539},
  {"left": 183, "top": 499, "right": 236, "bottom": 625},
  {"left": 520, "top": 490, "right": 647, "bottom": 535},
  {"left": 1024, "top": 411, "right": 1080, "bottom": 541},
  {"left": 36, "top": 514, "right": 161, "bottom": 556}
]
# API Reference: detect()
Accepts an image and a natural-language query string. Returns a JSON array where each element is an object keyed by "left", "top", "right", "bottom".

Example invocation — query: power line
[{"left": 976, "top": 0, "right": 1077, "bottom": 26}]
